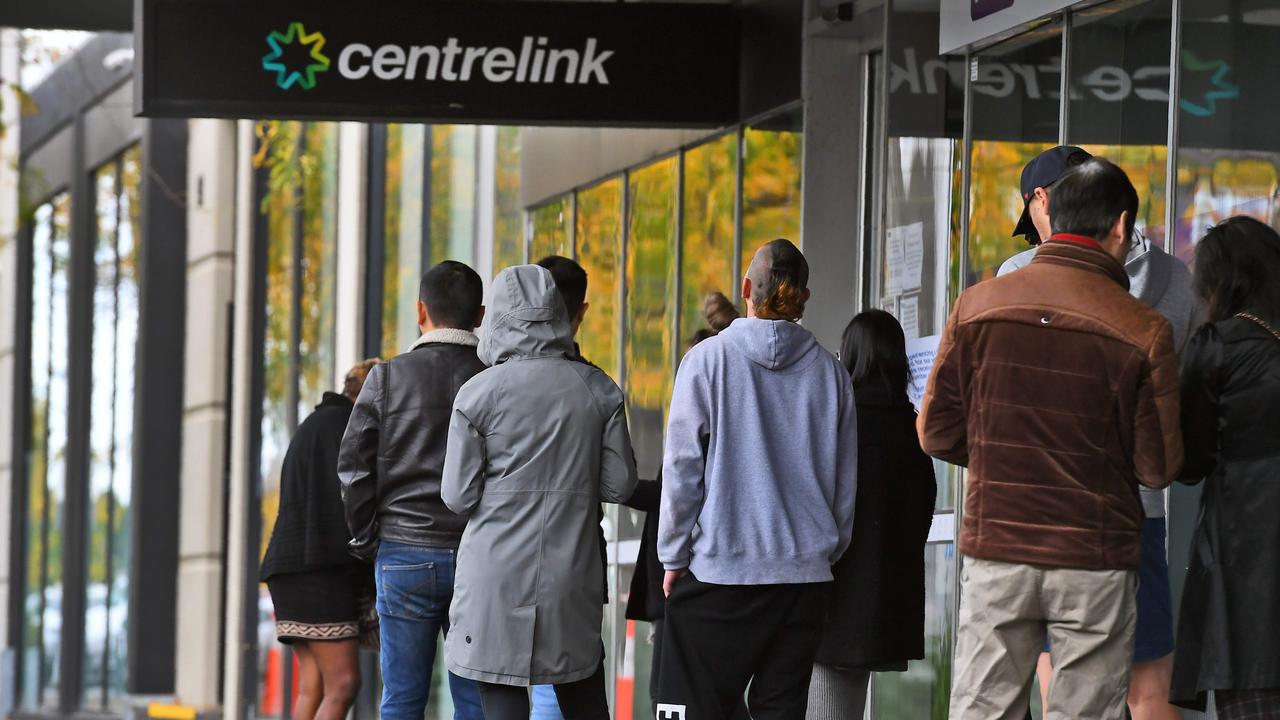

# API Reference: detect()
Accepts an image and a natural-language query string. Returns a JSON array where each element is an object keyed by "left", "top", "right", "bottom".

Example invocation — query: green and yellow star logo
[
  {"left": 262, "top": 22, "right": 330, "bottom": 91},
  {"left": 1180, "top": 50, "right": 1240, "bottom": 118}
]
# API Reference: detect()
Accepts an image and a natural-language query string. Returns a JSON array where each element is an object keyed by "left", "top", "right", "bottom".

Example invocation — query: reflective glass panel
[
  {"left": 883, "top": 0, "right": 964, "bottom": 512},
  {"left": 574, "top": 179, "right": 623, "bottom": 378},
  {"left": 681, "top": 135, "right": 738, "bottom": 343},
  {"left": 22, "top": 195, "right": 70, "bottom": 711},
  {"left": 1174, "top": 1, "right": 1280, "bottom": 261},
  {"left": 430, "top": 125, "right": 478, "bottom": 265},
  {"left": 968, "top": 26, "right": 1063, "bottom": 284},
  {"left": 83, "top": 147, "right": 139, "bottom": 708},
  {"left": 1067, "top": 1, "right": 1173, "bottom": 248},
  {"left": 625, "top": 158, "right": 678, "bottom": 481},
  {"left": 530, "top": 196, "right": 573, "bottom": 262},
  {"left": 742, "top": 108, "right": 804, "bottom": 273},
  {"left": 872, "top": 543, "right": 956, "bottom": 719},
  {"left": 298, "top": 123, "right": 339, "bottom": 417},
  {"left": 493, "top": 126, "right": 525, "bottom": 275},
  {"left": 382, "top": 124, "right": 427, "bottom": 358}
]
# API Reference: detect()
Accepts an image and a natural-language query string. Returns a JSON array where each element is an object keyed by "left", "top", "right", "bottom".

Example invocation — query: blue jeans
[
  {"left": 375, "top": 543, "right": 482, "bottom": 720},
  {"left": 530, "top": 684, "right": 565, "bottom": 720}
]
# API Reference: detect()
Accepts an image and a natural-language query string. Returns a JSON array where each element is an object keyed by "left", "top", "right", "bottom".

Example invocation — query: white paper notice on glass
[
  {"left": 885, "top": 228, "right": 907, "bottom": 295},
  {"left": 886, "top": 222, "right": 925, "bottom": 293},
  {"left": 906, "top": 334, "right": 942, "bottom": 412},
  {"left": 899, "top": 296, "right": 920, "bottom": 341},
  {"left": 902, "top": 222, "right": 925, "bottom": 292}
]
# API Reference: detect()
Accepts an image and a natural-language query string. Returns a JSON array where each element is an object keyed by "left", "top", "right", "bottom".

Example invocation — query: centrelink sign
[{"left": 137, "top": 0, "right": 739, "bottom": 126}]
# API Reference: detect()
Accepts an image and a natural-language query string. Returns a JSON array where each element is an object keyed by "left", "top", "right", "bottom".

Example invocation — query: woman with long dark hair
[
  {"left": 807, "top": 310, "right": 937, "bottom": 720},
  {"left": 1171, "top": 216, "right": 1280, "bottom": 716}
]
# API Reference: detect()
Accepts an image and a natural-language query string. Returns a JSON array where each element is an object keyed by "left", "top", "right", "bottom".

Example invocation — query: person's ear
[
  {"left": 741, "top": 276, "right": 752, "bottom": 303},
  {"left": 1034, "top": 187, "right": 1050, "bottom": 206},
  {"left": 418, "top": 299, "right": 428, "bottom": 327},
  {"left": 473, "top": 305, "right": 485, "bottom": 330},
  {"left": 801, "top": 288, "right": 811, "bottom": 305},
  {"left": 1110, "top": 211, "right": 1129, "bottom": 244},
  {"left": 576, "top": 302, "right": 590, "bottom": 326}
]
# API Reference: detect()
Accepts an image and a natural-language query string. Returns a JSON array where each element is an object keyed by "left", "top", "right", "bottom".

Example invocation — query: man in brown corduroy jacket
[{"left": 918, "top": 157, "right": 1182, "bottom": 720}]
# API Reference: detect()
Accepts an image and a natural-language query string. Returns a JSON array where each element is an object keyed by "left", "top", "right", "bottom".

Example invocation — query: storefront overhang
[
  {"left": 0, "top": 0, "right": 131, "bottom": 32},
  {"left": 134, "top": 0, "right": 752, "bottom": 127}
]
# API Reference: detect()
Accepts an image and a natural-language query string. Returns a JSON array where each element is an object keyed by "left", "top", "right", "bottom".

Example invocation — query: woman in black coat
[
  {"left": 806, "top": 310, "right": 936, "bottom": 720},
  {"left": 261, "top": 359, "right": 378, "bottom": 720},
  {"left": 1171, "top": 216, "right": 1280, "bottom": 716}
]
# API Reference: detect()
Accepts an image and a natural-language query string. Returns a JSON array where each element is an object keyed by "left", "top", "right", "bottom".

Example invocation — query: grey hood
[
  {"left": 478, "top": 265, "right": 575, "bottom": 367},
  {"left": 1126, "top": 234, "right": 1173, "bottom": 308},
  {"left": 718, "top": 317, "right": 820, "bottom": 371}
]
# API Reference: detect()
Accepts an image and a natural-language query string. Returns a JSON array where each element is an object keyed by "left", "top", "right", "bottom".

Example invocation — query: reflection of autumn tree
[
  {"left": 968, "top": 142, "right": 1054, "bottom": 283},
  {"left": 531, "top": 197, "right": 572, "bottom": 261},
  {"left": 1174, "top": 151, "right": 1280, "bottom": 261},
  {"left": 382, "top": 125, "right": 407, "bottom": 358},
  {"left": 626, "top": 158, "right": 677, "bottom": 417},
  {"left": 576, "top": 180, "right": 623, "bottom": 378},
  {"left": 493, "top": 127, "right": 524, "bottom": 275},
  {"left": 254, "top": 121, "right": 339, "bottom": 561},
  {"left": 742, "top": 127, "right": 803, "bottom": 274},
  {"left": 682, "top": 136, "right": 737, "bottom": 339}
]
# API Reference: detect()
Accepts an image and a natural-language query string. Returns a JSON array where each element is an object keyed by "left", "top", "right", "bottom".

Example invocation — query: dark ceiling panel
[{"left": 1, "top": 0, "right": 131, "bottom": 31}]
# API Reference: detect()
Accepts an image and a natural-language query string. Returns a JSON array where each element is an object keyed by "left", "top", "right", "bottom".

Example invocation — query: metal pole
[
  {"left": 1059, "top": 10, "right": 1072, "bottom": 145},
  {"left": 1164, "top": 0, "right": 1183, "bottom": 256}
]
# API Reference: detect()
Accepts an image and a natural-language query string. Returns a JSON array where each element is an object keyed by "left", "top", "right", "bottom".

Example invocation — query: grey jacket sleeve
[
  {"left": 599, "top": 402, "right": 639, "bottom": 504},
  {"left": 442, "top": 395, "right": 487, "bottom": 517},
  {"left": 338, "top": 362, "right": 383, "bottom": 562},
  {"left": 831, "top": 376, "right": 859, "bottom": 563},
  {"left": 658, "top": 359, "right": 710, "bottom": 571}
]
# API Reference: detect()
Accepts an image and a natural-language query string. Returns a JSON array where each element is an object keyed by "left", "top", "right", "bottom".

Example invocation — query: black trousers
[
  {"left": 475, "top": 661, "right": 609, "bottom": 720},
  {"left": 655, "top": 574, "right": 830, "bottom": 720}
]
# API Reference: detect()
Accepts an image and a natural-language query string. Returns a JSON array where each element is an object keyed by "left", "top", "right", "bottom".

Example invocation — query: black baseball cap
[{"left": 1012, "top": 145, "right": 1092, "bottom": 241}]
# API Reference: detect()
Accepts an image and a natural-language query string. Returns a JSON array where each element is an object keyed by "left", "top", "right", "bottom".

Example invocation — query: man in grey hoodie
[
  {"left": 998, "top": 146, "right": 1198, "bottom": 720},
  {"left": 654, "top": 239, "right": 858, "bottom": 720}
]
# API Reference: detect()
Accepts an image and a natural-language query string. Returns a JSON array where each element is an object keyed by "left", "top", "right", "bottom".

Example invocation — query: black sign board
[{"left": 136, "top": 0, "right": 740, "bottom": 127}]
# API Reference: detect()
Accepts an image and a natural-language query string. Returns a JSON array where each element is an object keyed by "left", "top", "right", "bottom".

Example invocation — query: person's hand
[{"left": 663, "top": 569, "right": 689, "bottom": 598}]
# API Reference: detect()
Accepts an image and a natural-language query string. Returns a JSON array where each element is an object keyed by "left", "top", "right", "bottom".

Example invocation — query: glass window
[
  {"left": 22, "top": 192, "right": 71, "bottom": 711},
  {"left": 529, "top": 196, "right": 573, "bottom": 262},
  {"left": 84, "top": 146, "right": 141, "bottom": 708},
  {"left": 382, "top": 124, "right": 427, "bottom": 357},
  {"left": 430, "top": 125, "right": 478, "bottom": 266},
  {"left": 574, "top": 179, "right": 623, "bottom": 379},
  {"left": 881, "top": 0, "right": 965, "bottom": 513},
  {"left": 493, "top": 126, "right": 525, "bottom": 275},
  {"left": 968, "top": 26, "right": 1064, "bottom": 284},
  {"left": 255, "top": 121, "right": 340, "bottom": 719},
  {"left": 681, "top": 135, "right": 739, "bottom": 342},
  {"left": 624, "top": 158, "right": 679, "bottom": 480},
  {"left": 1067, "top": 1, "right": 1172, "bottom": 248},
  {"left": 1174, "top": 1, "right": 1280, "bottom": 261},
  {"left": 742, "top": 107, "right": 804, "bottom": 273},
  {"left": 871, "top": 543, "right": 956, "bottom": 719}
]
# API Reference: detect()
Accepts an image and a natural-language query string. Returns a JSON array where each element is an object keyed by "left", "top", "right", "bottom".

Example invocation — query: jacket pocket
[{"left": 377, "top": 560, "right": 442, "bottom": 619}]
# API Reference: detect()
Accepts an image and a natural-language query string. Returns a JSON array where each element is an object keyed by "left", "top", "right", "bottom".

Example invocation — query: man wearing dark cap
[
  {"left": 999, "top": 145, "right": 1092, "bottom": 274},
  {"left": 999, "top": 148, "right": 1198, "bottom": 720},
  {"left": 920, "top": 159, "right": 1182, "bottom": 718},
  {"left": 655, "top": 239, "right": 857, "bottom": 720}
]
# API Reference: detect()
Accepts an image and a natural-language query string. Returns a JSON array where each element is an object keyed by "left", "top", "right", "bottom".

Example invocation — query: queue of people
[{"left": 256, "top": 148, "right": 1280, "bottom": 720}]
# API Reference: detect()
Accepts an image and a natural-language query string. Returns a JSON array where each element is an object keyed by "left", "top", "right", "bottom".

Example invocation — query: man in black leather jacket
[{"left": 338, "top": 261, "right": 487, "bottom": 720}]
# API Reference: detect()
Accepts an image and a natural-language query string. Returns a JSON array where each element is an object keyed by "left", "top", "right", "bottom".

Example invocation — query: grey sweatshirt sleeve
[
  {"left": 442, "top": 393, "right": 487, "bottom": 517},
  {"left": 658, "top": 357, "right": 711, "bottom": 571},
  {"left": 831, "top": 378, "right": 858, "bottom": 563}
]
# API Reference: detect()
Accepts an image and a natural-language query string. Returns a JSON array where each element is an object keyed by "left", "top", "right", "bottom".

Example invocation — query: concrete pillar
[
  {"left": 174, "top": 118, "right": 237, "bottom": 709},
  {"left": 800, "top": 23, "right": 867, "bottom": 352},
  {"left": 334, "top": 122, "right": 367, "bottom": 380},
  {"left": 0, "top": 31, "right": 23, "bottom": 703}
]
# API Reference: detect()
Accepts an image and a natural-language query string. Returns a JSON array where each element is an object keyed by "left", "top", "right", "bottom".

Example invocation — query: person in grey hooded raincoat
[{"left": 441, "top": 264, "right": 638, "bottom": 720}]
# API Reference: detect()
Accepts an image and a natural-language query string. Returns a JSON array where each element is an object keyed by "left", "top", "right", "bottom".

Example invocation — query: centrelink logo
[
  {"left": 262, "top": 22, "right": 330, "bottom": 91},
  {"left": 262, "top": 24, "right": 615, "bottom": 90}
]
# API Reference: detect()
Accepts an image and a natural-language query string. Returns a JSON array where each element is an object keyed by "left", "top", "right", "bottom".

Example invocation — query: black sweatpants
[
  {"left": 655, "top": 574, "right": 830, "bottom": 720},
  {"left": 475, "top": 661, "right": 609, "bottom": 720}
]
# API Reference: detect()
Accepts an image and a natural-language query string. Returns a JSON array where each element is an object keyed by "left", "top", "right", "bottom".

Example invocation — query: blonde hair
[{"left": 343, "top": 358, "right": 381, "bottom": 400}]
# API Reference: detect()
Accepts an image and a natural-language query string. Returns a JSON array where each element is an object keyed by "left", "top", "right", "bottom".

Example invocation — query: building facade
[{"left": 2, "top": 1, "right": 1276, "bottom": 719}]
